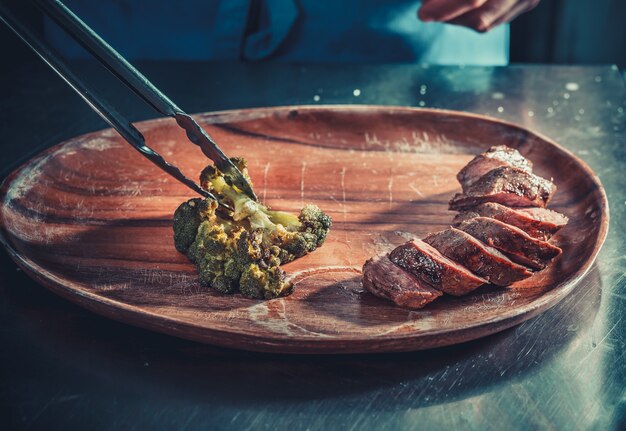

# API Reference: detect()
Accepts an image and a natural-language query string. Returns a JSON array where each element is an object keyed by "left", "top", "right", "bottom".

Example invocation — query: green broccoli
[
  {"left": 239, "top": 263, "right": 293, "bottom": 299},
  {"left": 201, "top": 161, "right": 331, "bottom": 257},
  {"left": 172, "top": 157, "right": 331, "bottom": 299},
  {"left": 172, "top": 198, "right": 204, "bottom": 254}
]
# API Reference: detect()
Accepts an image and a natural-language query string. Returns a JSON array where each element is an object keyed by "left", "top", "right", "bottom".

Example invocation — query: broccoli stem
[
  {"left": 219, "top": 182, "right": 303, "bottom": 232},
  {"left": 266, "top": 210, "right": 301, "bottom": 229}
]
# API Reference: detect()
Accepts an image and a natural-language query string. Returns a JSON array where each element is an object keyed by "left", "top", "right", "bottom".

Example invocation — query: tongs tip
[
  {"left": 223, "top": 165, "right": 258, "bottom": 202},
  {"left": 175, "top": 113, "right": 258, "bottom": 202}
]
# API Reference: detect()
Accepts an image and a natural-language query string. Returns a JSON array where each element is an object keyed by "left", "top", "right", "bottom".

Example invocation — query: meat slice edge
[
  {"left": 453, "top": 202, "right": 569, "bottom": 240},
  {"left": 450, "top": 166, "right": 556, "bottom": 210},
  {"left": 457, "top": 145, "right": 533, "bottom": 189},
  {"left": 424, "top": 228, "right": 532, "bottom": 286},
  {"left": 389, "top": 239, "right": 486, "bottom": 296},
  {"left": 362, "top": 254, "right": 442, "bottom": 309},
  {"left": 457, "top": 217, "right": 562, "bottom": 270}
]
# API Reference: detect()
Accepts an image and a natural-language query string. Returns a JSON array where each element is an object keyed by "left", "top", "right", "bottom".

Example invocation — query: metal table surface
[{"left": 1, "top": 54, "right": 625, "bottom": 430}]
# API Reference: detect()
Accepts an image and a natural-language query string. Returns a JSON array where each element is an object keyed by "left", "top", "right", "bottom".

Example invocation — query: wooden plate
[{"left": 0, "top": 106, "right": 609, "bottom": 353}]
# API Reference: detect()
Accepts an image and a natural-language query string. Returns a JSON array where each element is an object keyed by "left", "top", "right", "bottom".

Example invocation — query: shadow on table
[{"left": 4, "top": 251, "right": 603, "bottom": 410}]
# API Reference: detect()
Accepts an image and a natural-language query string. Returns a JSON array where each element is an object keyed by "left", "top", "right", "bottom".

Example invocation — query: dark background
[
  {"left": 510, "top": 0, "right": 626, "bottom": 68},
  {"left": 3, "top": 0, "right": 626, "bottom": 66}
]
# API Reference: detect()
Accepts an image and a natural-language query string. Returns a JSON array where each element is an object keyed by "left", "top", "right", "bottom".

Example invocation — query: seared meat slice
[
  {"left": 457, "top": 145, "right": 533, "bottom": 189},
  {"left": 449, "top": 166, "right": 556, "bottom": 210},
  {"left": 453, "top": 202, "right": 568, "bottom": 240},
  {"left": 424, "top": 228, "right": 532, "bottom": 286},
  {"left": 515, "top": 207, "right": 569, "bottom": 237},
  {"left": 457, "top": 217, "right": 562, "bottom": 270},
  {"left": 362, "top": 254, "right": 442, "bottom": 309},
  {"left": 389, "top": 239, "right": 486, "bottom": 296}
]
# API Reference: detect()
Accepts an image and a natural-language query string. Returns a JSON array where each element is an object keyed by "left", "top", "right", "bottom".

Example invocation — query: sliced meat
[
  {"left": 457, "top": 217, "right": 562, "bottom": 270},
  {"left": 453, "top": 210, "right": 482, "bottom": 225},
  {"left": 457, "top": 145, "right": 533, "bottom": 189},
  {"left": 362, "top": 254, "right": 442, "bottom": 309},
  {"left": 424, "top": 228, "right": 532, "bottom": 286},
  {"left": 449, "top": 166, "right": 556, "bottom": 210},
  {"left": 453, "top": 202, "right": 568, "bottom": 240},
  {"left": 389, "top": 239, "right": 486, "bottom": 296}
]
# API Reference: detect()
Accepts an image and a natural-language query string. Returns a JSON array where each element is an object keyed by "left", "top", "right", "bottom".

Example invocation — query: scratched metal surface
[{"left": 1, "top": 56, "right": 625, "bottom": 430}]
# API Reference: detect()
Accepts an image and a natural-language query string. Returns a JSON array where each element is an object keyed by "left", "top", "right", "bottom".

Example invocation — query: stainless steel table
[{"left": 1, "top": 55, "right": 624, "bottom": 430}]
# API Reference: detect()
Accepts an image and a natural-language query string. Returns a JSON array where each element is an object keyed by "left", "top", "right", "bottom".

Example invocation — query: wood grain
[{"left": 0, "top": 106, "right": 609, "bottom": 353}]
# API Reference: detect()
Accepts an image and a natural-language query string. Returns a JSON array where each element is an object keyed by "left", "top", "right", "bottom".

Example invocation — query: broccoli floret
[
  {"left": 240, "top": 263, "right": 292, "bottom": 299},
  {"left": 298, "top": 204, "right": 333, "bottom": 247},
  {"left": 200, "top": 161, "right": 332, "bottom": 257},
  {"left": 188, "top": 217, "right": 241, "bottom": 294},
  {"left": 173, "top": 157, "right": 331, "bottom": 300},
  {"left": 173, "top": 198, "right": 204, "bottom": 254}
]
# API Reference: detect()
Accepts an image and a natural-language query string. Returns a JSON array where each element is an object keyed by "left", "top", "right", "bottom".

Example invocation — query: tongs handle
[
  {"left": 34, "top": 0, "right": 258, "bottom": 201},
  {"left": 35, "top": 0, "right": 178, "bottom": 117},
  {"left": 0, "top": 1, "right": 211, "bottom": 199}
]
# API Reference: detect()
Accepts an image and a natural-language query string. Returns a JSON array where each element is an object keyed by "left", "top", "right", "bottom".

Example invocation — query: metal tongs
[{"left": 0, "top": 0, "right": 257, "bottom": 204}]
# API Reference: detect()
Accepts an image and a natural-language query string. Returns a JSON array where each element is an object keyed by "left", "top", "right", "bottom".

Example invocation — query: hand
[{"left": 418, "top": 0, "right": 541, "bottom": 33}]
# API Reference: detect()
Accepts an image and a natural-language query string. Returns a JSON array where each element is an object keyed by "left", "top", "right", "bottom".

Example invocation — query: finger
[
  {"left": 418, "top": 0, "right": 489, "bottom": 23},
  {"left": 446, "top": 0, "right": 518, "bottom": 33},
  {"left": 490, "top": 0, "right": 541, "bottom": 27}
]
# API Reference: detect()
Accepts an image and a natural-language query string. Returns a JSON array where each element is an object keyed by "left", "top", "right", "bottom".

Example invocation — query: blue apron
[{"left": 45, "top": 0, "right": 508, "bottom": 65}]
